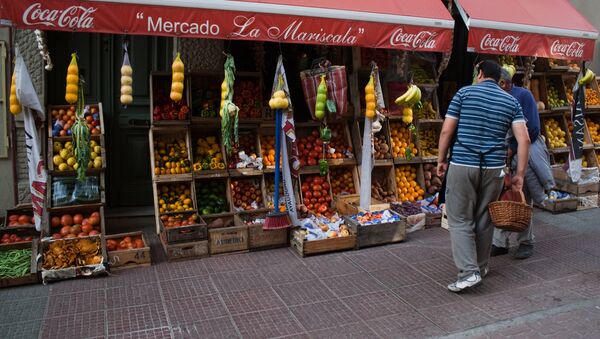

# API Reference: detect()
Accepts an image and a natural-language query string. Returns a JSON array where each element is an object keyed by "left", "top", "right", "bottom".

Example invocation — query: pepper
[
  {"left": 320, "top": 126, "right": 332, "bottom": 142},
  {"left": 315, "top": 75, "right": 327, "bottom": 120},
  {"left": 319, "top": 159, "right": 329, "bottom": 176}
]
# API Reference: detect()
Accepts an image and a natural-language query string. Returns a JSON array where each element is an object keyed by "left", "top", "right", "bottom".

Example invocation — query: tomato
[
  {"left": 318, "top": 197, "right": 325, "bottom": 203},
  {"left": 313, "top": 191, "right": 322, "bottom": 198},
  {"left": 310, "top": 198, "right": 317, "bottom": 204},
  {"left": 318, "top": 204, "right": 328, "bottom": 213},
  {"left": 307, "top": 136, "right": 315, "bottom": 142},
  {"left": 303, "top": 198, "right": 311, "bottom": 205},
  {"left": 73, "top": 214, "right": 83, "bottom": 224},
  {"left": 18, "top": 215, "right": 30, "bottom": 225},
  {"left": 52, "top": 233, "right": 62, "bottom": 240},
  {"left": 313, "top": 203, "right": 320, "bottom": 211},
  {"left": 313, "top": 177, "right": 323, "bottom": 185},
  {"left": 300, "top": 159, "right": 307, "bottom": 167},
  {"left": 82, "top": 224, "right": 93, "bottom": 234},
  {"left": 78, "top": 232, "right": 88, "bottom": 237},
  {"left": 51, "top": 217, "right": 61, "bottom": 228},
  {"left": 89, "top": 216, "right": 100, "bottom": 226},
  {"left": 8, "top": 215, "right": 18, "bottom": 222},
  {"left": 60, "top": 226, "right": 71, "bottom": 237},
  {"left": 61, "top": 214, "right": 73, "bottom": 226},
  {"left": 312, "top": 130, "right": 319, "bottom": 137},
  {"left": 304, "top": 176, "right": 313, "bottom": 184},
  {"left": 322, "top": 182, "right": 330, "bottom": 190},
  {"left": 307, "top": 204, "right": 314, "bottom": 210},
  {"left": 301, "top": 184, "right": 310, "bottom": 193},
  {"left": 304, "top": 191, "right": 312, "bottom": 199},
  {"left": 312, "top": 184, "right": 322, "bottom": 191},
  {"left": 314, "top": 145, "right": 323, "bottom": 153},
  {"left": 325, "top": 195, "right": 332, "bottom": 202},
  {"left": 298, "top": 143, "right": 304, "bottom": 151},
  {"left": 322, "top": 189, "right": 329, "bottom": 196},
  {"left": 89, "top": 230, "right": 100, "bottom": 236},
  {"left": 308, "top": 159, "right": 317, "bottom": 166},
  {"left": 2, "top": 233, "right": 9, "bottom": 240}
]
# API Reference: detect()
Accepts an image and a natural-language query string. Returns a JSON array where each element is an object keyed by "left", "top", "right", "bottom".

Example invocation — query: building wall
[
  {"left": 0, "top": 27, "right": 13, "bottom": 217},
  {"left": 571, "top": 0, "right": 600, "bottom": 72}
]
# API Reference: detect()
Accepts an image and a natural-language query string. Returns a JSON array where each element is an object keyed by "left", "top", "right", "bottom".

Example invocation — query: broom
[{"left": 263, "top": 107, "right": 291, "bottom": 229}]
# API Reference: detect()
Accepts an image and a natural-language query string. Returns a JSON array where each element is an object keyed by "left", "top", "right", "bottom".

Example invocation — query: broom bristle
[{"left": 263, "top": 211, "right": 291, "bottom": 230}]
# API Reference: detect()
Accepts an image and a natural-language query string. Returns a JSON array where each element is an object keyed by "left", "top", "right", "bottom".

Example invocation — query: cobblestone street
[{"left": 2, "top": 208, "right": 599, "bottom": 338}]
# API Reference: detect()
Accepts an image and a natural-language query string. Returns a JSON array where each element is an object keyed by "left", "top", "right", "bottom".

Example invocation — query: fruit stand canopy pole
[
  {"left": 0, "top": 0, "right": 454, "bottom": 51},
  {"left": 455, "top": 0, "right": 599, "bottom": 60}
]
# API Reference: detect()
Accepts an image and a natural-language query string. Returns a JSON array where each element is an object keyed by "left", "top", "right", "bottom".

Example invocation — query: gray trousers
[
  {"left": 446, "top": 165, "right": 504, "bottom": 278},
  {"left": 493, "top": 137, "right": 554, "bottom": 247}
]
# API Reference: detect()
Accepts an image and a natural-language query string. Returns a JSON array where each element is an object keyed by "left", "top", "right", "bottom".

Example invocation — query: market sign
[
  {"left": 0, "top": 0, "right": 455, "bottom": 52},
  {"left": 455, "top": 0, "right": 598, "bottom": 60}
]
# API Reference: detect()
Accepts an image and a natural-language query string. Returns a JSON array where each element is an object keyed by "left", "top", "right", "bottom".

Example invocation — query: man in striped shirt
[{"left": 437, "top": 60, "right": 530, "bottom": 292}]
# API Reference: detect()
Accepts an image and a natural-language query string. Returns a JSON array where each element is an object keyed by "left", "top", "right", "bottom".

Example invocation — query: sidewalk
[{"left": 2, "top": 208, "right": 599, "bottom": 338}]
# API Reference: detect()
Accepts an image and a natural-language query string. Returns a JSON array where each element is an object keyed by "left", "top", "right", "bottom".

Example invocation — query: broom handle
[{"left": 273, "top": 109, "right": 283, "bottom": 211}]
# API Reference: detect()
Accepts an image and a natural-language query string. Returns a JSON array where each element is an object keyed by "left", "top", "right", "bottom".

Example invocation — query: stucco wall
[
  {"left": 571, "top": 0, "right": 600, "bottom": 72},
  {"left": 0, "top": 27, "right": 13, "bottom": 218}
]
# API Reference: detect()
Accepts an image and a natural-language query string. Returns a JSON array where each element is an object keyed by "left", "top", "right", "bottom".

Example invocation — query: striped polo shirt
[{"left": 446, "top": 80, "right": 526, "bottom": 169}]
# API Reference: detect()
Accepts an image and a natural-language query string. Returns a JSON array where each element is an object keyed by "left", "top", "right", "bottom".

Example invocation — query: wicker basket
[{"left": 489, "top": 190, "right": 532, "bottom": 232}]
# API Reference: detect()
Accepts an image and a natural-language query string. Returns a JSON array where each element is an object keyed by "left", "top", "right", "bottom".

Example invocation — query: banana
[
  {"left": 407, "top": 86, "right": 422, "bottom": 105},
  {"left": 405, "top": 85, "right": 419, "bottom": 104},
  {"left": 579, "top": 69, "right": 596, "bottom": 85},
  {"left": 395, "top": 85, "right": 415, "bottom": 105},
  {"left": 426, "top": 102, "right": 437, "bottom": 114}
]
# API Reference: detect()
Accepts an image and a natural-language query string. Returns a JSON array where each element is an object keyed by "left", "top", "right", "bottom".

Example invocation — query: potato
[
  {"left": 432, "top": 177, "right": 442, "bottom": 186},
  {"left": 424, "top": 171, "right": 432, "bottom": 180}
]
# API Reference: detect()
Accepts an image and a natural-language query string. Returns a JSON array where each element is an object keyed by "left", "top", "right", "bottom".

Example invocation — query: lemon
[
  {"left": 53, "top": 155, "right": 64, "bottom": 166},
  {"left": 94, "top": 145, "right": 101, "bottom": 154},
  {"left": 58, "top": 163, "right": 68, "bottom": 171},
  {"left": 53, "top": 142, "right": 63, "bottom": 153},
  {"left": 67, "top": 157, "right": 76, "bottom": 166},
  {"left": 91, "top": 152, "right": 98, "bottom": 159},
  {"left": 90, "top": 140, "right": 97, "bottom": 148},
  {"left": 65, "top": 142, "right": 73, "bottom": 150},
  {"left": 73, "top": 162, "right": 79, "bottom": 170},
  {"left": 59, "top": 149, "right": 70, "bottom": 160},
  {"left": 93, "top": 160, "right": 102, "bottom": 169}
]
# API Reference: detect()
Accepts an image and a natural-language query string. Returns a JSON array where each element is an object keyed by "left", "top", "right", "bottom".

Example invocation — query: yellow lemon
[
  {"left": 53, "top": 142, "right": 63, "bottom": 153},
  {"left": 67, "top": 157, "right": 76, "bottom": 166},
  {"left": 53, "top": 155, "right": 64, "bottom": 166},
  {"left": 58, "top": 163, "right": 68, "bottom": 171},
  {"left": 59, "top": 149, "right": 70, "bottom": 160}
]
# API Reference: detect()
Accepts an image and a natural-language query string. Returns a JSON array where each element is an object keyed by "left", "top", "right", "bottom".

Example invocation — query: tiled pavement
[{"left": 2, "top": 209, "right": 600, "bottom": 338}]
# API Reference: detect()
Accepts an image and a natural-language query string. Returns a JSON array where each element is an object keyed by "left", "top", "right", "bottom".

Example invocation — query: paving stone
[
  {"left": 260, "top": 262, "right": 317, "bottom": 285},
  {"left": 108, "top": 327, "right": 172, "bottom": 339},
  {"left": 341, "top": 290, "right": 412, "bottom": 320},
  {"left": 533, "top": 237, "right": 580, "bottom": 258},
  {"left": 204, "top": 252, "right": 258, "bottom": 273},
  {"left": 290, "top": 299, "right": 359, "bottom": 331},
  {"left": 172, "top": 316, "right": 240, "bottom": 339},
  {"left": 530, "top": 221, "right": 574, "bottom": 241},
  {"left": 0, "top": 320, "right": 42, "bottom": 339},
  {"left": 387, "top": 244, "right": 448, "bottom": 263},
  {"left": 370, "top": 265, "right": 431, "bottom": 289},
  {"left": 233, "top": 308, "right": 305, "bottom": 338},
  {"left": 221, "top": 286, "right": 285, "bottom": 315},
  {"left": 250, "top": 248, "right": 303, "bottom": 267},
  {"left": 106, "top": 266, "right": 158, "bottom": 288},
  {"left": 303, "top": 254, "right": 362, "bottom": 278},
  {"left": 392, "top": 280, "right": 464, "bottom": 309},
  {"left": 107, "top": 283, "right": 161, "bottom": 308},
  {"left": 106, "top": 303, "right": 168, "bottom": 334},
  {"left": 410, "top": 227, "right": 450, "bottom": 243},
  {"left": 517, "top": 257, "right": 580, "bottom": 281},
  {"left": 272, "top": 279, "right": 336, "bottom": 306},
  {"left": 321, "top": 271, "right": 386, "bottom": 298},
  {"left": 558, "top": 250, "right": 600, "bottom": 273},
  {"left": 0, "top": 284, "right": 49, "bottom": 299},
  {"left": 49, "top": 276, "right": 108, "bottom": 293},
  {"left": 47, "top": 289, "right": 106, "bottom": 315},
  {"left": 0, "top": 296, "right": 47, "bottom": 324},
  {"left": 366, "top": 312, "right": 445, "bottom": 338},
  {"left": 161, "top": 275, "right": 216, "bottom": 300},
  {"left": 419, "top": 301, "right": 493, "bottom": 333},
  {"left": 154, "top": 259, "right": 208, "bottom": 281},
  {"left": 346, "top": 248, "right": 405, "bottom": 272},
  {"left": 165, "top": 293, "right": 228, "bottom": 325},
  {"left": 410, "top": 256, "right": 458, "bottom": 282},
  {"left": 41, "top": 310, "right": 106, "bottom": 338},
  {"left": 211, "top": 269, "right": 268, "bottom": 293},
  {"left": 307, "top": 321, "right": 380, "bottom": 339},
  {"left": 548, "top": 273, "right": 600, "bottom": 298},
  {"left": 491, "top": 264, "right": 544, "bottom": 288}
]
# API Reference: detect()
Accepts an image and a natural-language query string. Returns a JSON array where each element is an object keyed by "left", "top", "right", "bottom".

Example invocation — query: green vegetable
[
  {"left": 72, "top": 78, "right": 91, "bottom": 182},
  {"left": 0, "top": 249, "right": 31, "bottom": 278}
]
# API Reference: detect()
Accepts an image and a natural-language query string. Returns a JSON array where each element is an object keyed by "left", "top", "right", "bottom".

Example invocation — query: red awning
[
  {"left": 455, "top": 0, "right": 598, "bottom": 60},
  {"left": 0, "top": 0, "right": 455, "bottom": 51}
]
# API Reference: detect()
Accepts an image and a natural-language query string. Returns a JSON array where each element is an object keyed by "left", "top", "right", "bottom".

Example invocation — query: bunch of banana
[
  {"left": 579, "top": 69, "right": 596, "bottom": 86},
  {"left": 395, "top": 84, "right": 421, "bottom": 107}
]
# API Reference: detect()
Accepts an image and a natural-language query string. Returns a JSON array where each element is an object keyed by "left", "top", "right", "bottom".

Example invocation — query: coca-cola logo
[
  {"left": 390, "top": 28, "right": 437, "bottom": 49},
  {"left": 23, "top": 3, "right": 96, "bottom": 29},
  {"left": 550, "top": 40, "right": 585, "bottom": 58},
  {"left": 480, "top": 33, "right": 520, "bottom": 53}
]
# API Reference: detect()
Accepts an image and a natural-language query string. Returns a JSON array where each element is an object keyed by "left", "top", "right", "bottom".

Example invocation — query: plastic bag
[
  {"left": 52, "top": 177, "right": 76, "bottom": 207},
  {"left": 72, "top": 176, "right": 100, "bottom": 203}
]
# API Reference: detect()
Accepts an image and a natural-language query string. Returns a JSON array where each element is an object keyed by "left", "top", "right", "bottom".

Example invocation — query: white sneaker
[
  {"left": 447, "top": 272, "right": 482, "bottom": 293},
  {"left": 481, "top": 267, "right": 489, "bottom": 278}
]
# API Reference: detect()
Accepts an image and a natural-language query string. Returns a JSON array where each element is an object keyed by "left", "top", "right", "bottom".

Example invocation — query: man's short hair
[
  {"left": 476, "top": 60, "right": 502, "bottom": 82},
  {"left": 500, "top": 68, "right": 513, "bottom": 83}
]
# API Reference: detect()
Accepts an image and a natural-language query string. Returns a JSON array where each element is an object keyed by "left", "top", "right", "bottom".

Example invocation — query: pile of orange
[
  {"left": 390, "top": 122, "right": 418, "bottom": 158},
  {"left": 261, "top": 135, "right": 280, "bottom": 167},
  {"left": 395, "top": 165, "right": 425, "bottom": 202}
]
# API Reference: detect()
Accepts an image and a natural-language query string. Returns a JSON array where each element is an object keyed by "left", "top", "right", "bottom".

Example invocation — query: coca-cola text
[
  {"left": 479, "top": 33, "right": 520, "bottom": 53},
  {"left": 23, "top": 2, "right": 96, "bottom": 29}
]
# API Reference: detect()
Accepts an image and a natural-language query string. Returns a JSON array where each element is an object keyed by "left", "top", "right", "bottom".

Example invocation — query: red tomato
[
  {"left": 81, "top": 224, "right": 93, "bottom": 234},
  {"left": 304, "top": 191, "right": 312, "bottom": 199},
  {"left": 322, "top": 182, "right": 330, "bottom": 190},
  {"left": 60, "top": 226, "right": 71, "bottom": 237},
  {"left": 308, "top": 159, "right": 317, "bottom": 166},
  {"left": 313, "top": 191, "right": 322, "bottom": 198},
  {"left": 313, "top": 177, "right": 323, "bottom": 185},
  {"left": 301, "top": 184, "right": 310, "bottom": 193},
  {"left": 318, "top": 204, "right": 328, "bottom": 213},
  {"left": 8, "top": 215, "right": 18, "bottom": 222},
  {"left": 78, "top": 232, "right": 88, "bottom": 237},
  {"left": 52, "top": 233, "right": 62, "bottom": 240},
  {"left": 311, "top": 130, "right": 319, "bottom": 137},
  {"left": 303, "top": 198, "right": 311, "bottom": 205},
  {"left": 89, "top": 230, "right": 100, "bottom": 236},
  {"left": 312, "top": 184, "right": 322, "bottom": 191},
  {"left": 318, "top": 197, "right": 325, "bottom": 203},
  {"left": 51, "top": 217, "right": 61, "bottom": 228},
  {"left": 73, "top": 214, "right": 83, "bottom": 224},
  {"left": 61, "top": 214, "right": 73, "bottom": 226}
]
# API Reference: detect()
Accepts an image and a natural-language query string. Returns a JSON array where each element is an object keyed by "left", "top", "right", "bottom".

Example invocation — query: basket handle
[{"left": 517, "top": 190, "right": 526, "bottom": 204}]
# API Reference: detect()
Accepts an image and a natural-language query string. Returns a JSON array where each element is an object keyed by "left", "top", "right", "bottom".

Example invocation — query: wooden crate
[
  {"left": 358, "top": 165, "right": 397, "bottom": 203},
  {"left": 334, "top": 194, "right": 389, "bottom": 216},
  {"left": 150, "top": 72, "right": 191, "bottom": 125},
  {"left": 541, "top": 115, "right": 570, "bottom": 153},
  {"left": 554, "top": 180, "right": 600, "bottom": 195},
  {"left": 546, "top": 75, "right": 570, "bottom": 111},
  {"left": 203, "top": 214, "right": 236, "bottom": 229},
  {"left": 295, "top": 121, "right": 356, "bottom": 167},
  {"left": 44, "top": 205, "right": 106, "bottom": 237},
  {"left": 416, "top": 121, "right": 441, "bottom": 161},
  {"left": 235, "top": 213, "right": 289, "bottom": 250},
  {"left": 230, "top": 176, "right": 266, "bottom": 212},
  {"left": 233, "top": 72, "right": 265, "bottom": 120},
  {"left": 353, "top": 119, "right": 393, "bottom": 165},
  {"left": 344, "top": 212, "right": 407, "bottom": 248},
  {"left": 425, "top": 212, "right": 442, "bottom": 227},
  {"left": 227, "top": 126, "right": 263, "bottom": 176},
  {"left": 189, "top": 71, "right": 223, "bottom": 122},
  {"left": 529, "top": 75, "right": 549, "bottom": 112},
  {"left": 329, "top": 166, "right": 360, "bottom": 198},
  {"left": 4, "top": 204, "right": 35, "bottom": 229},
  {"left": 195, "top": 177, "right": 232, "bottom": 216},
  {"left": 47, "top": 103, "right": 105, "bottom": 139},
  {"left": 159, "top": 213, "right": 207, "bottom": 243},
  {"left": 149, "top": 127, "right": 193, "bottom": 182},
  {"left": 106, "top": 232, "right": 151, "bottom": 270},
  {"left": 577, "top": 193, "right": 599, "bottom": 211},
  {"left": 563, "top": 112, "right": 594, "bottom": 148},
  {"left": 39, "top": 235, "right": 108, "bottom": 282},
  {"left": 0, "top": 240, "right": 39, "bottom": 288},
  {"left": 388, "top": 121, "right": 420, "bottom": 163},
  {"left": 208, "top": 225, "right": 249, "bottom": 255},
  {"left": 540, "top": 198, "right": 579, "bottom": 213},
  {"left": 190, "top": 124, "right": 228, "bottom": 178},
  {"left": 153, "top": 180, "right": 196, "bottom": 233},
  {"left": 299, "top": 173, "right": 334, "bottom": 216},
  {"left": 290, "top": 227, "right": 356, "bottom": 257},
  {"left": 47, "top": 135, "right": 107, "bottom": 174},
  {"left": 160, "top": 232, "right": 208, "bottom": 262}
]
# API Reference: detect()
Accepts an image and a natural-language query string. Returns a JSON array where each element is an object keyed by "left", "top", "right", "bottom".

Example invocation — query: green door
[{"left": 46, "top": 32, "right": 172, "bottom": 207}]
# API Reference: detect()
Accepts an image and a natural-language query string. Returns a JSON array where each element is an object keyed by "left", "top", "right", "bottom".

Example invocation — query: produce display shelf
[
  {"left": 106, "top": 231, "right": 151, "bottom": 270},
  {"left": 0, "top": 240, "right": 39, "bottom": 288}
]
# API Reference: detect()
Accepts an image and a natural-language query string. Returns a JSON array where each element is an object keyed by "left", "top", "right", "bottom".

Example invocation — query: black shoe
[
  {"left": 514, "top": 244, "right": 533, "bottom": 259},
  {"left": 490, "top": 245, "right": 508, "bottom": 257}
]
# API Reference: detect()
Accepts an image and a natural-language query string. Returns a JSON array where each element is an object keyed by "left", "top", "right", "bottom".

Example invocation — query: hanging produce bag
[
  {"left": 300, "top": 59, "right": 347, "bottom": 119},
  {"left": 120, "top": 42, "right": 133, "bottom": 105}
]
